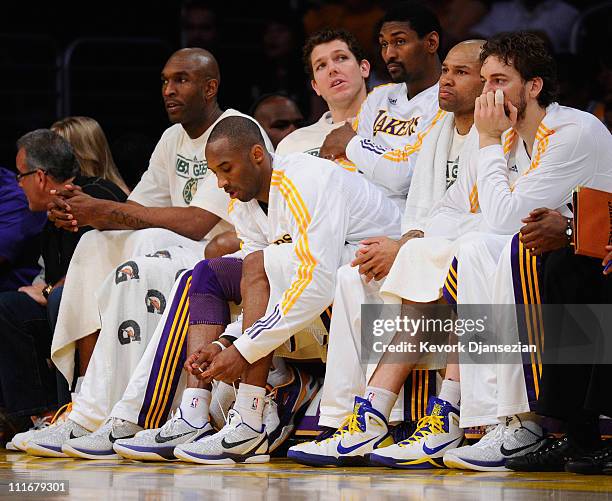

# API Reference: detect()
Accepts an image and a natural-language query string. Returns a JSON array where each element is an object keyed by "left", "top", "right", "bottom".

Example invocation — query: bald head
[
  {"left": 439, "top": 40, "right": 486, "bottom": 126},
  {"left": 167, "top": 47, "right": 220, "bottom": 82},
  {"left": 447, "top": 39, "right": 485, "bottom": 62},
  {"left": 161, "top": 48, "right": 221, "bottom": 137}
]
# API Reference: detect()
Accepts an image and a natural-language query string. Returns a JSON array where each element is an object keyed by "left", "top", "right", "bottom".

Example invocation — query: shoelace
[
  {"left": 398, "top": 414, "right": 444, "bottom": 448},
  {"left": 323, "top": 411, "right": 363, "bottom": 443},
  {"left": 89, "top": 417, "right": 124, "bottom": 437},
  {"left": 30, "top": 415, "right": 53, "bottom": 431},
  {"left": 474, "top": 423, "right": 505, "bottom": 448},
  {"left": 50, "top": 402, "right": 73, "bottom": 425},
  {"left": 266, "top": 384, "right": 279, "bottom": 402},
  {"left": 214, "top": 383, "right": 238, "bottom": 426},
  {"left": 160, "top": 410, "right": 185, "bottom": 435}
]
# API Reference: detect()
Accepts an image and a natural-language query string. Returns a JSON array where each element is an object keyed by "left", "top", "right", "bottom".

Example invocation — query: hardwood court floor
[{"left": 1, "top": 450, "right": 612, "bottom": 500}]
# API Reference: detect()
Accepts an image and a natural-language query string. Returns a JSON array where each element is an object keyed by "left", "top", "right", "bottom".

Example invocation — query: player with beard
[
  {"left": 288, "top": 1, "right": 445, "bottom": 442},
  {"left": 319, "top": 1, "right": 443, "bottom": 210},
  {"left": 438, "top": 32, "right": 612, "bottom": 472},
  {"left": 288, "top": 40, "right": 486, "bottom": 467}
]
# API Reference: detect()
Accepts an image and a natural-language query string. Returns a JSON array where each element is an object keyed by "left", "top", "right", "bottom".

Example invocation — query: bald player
[
  {"left": 289, "top": 40, "right": 486, "bottom": 467},
  {"left": 21, "top": 49, "right": 273, "bottom": 458},
  {"left": 252, "top": 94, "right": 304, "bottom": 148}
]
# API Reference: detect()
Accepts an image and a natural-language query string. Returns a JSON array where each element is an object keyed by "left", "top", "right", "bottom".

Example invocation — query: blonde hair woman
[{"left": 51, "top": 116, "right": 130, "bottom": 194}]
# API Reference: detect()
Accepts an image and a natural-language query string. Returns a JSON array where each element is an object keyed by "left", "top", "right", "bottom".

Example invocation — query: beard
[
  {"left": 391, "top": 69, "right": 409, "bottom": 84},
  {"left": 516, "top": 89, "right": 528, "bottom": 121},
  {"left": 507, "top": 88, "right": 528, "bottom": 122},
  {"left": 386, "top": 61, "right": 409, "bottom": 84}
]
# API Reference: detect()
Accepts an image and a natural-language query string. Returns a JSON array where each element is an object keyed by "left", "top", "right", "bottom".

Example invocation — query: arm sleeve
[
  {"left": 233, "top": 174, "right": 349, "bottom": 363},
  {"left": 477, "top": 124, "right": 592, "bottom": 234},
  {"left": 345, "top": 109, "right": 445, "bottom": 192},
  {"left": 127, "top": 131, "right": 173, "bottom": 207}
]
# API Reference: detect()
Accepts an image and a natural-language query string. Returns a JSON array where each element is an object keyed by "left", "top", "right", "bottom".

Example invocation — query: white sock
[
  {"left": 438, "top": 379, "right": 461, "bottom": 408},
  {"left": 266, "top": 357, "right": 292, "bottom": 388},
  {"left": 233, "top": 383, "right": 266, "bottom": 431},
  {"left": 179, "top": 388, "right": 211, "bottom": 428},
  {"left": 508, "top": 412, "right": 542, "bottom": 434},
  {"left": 364, "top": 386, "right": 397, "bottom": 421}
]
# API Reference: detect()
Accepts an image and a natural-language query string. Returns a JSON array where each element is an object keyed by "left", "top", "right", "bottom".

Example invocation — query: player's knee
[
  {"left": 241, "top": 251, "right": 268, "bottom": 291},
  {"left": 190, "top": 258, "right": 233, "bottom": 325},
  {"left": 191, "top": 259, "right": 224, "bottom": 298},
  {"left": 336, "top": 263, "right": 360, "bottom": 288},
  {"left": 205, "top": 231, "right": 241, "bottom": 259},
  {"left": 191, "top": 257, "right": 243, "bottom": 304}
]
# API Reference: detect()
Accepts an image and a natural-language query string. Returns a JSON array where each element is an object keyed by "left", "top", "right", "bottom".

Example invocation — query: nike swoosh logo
[
  {"left": 500, "top": 441, "right": 540, "bottom": 457},
  {"left": 109, "top": 432, "right": 136, "bottom": 444},
  {"left": 221, "top": 436, "right": 256, "bottom": 449},
  {"left": 336, "top": 436, "right": 377, "bottom": 455},
  {"left": 69, "top": 431, "right": 79, "bottom": 440},
  {"left": 154, "top": 430, "right": 194, "bottom": 444},
  {"left": 422, "top": 437, "right": 461, "bottom": 455}
]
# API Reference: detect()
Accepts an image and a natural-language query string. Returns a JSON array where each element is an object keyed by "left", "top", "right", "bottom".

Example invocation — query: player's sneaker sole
[
  {"left": 61, "top": 444, "right": 121, "bottom": 460},
  {"left": 113, "top": 443, "right": 179, "bottom": 462},
  {"left": 25, "top": 442, "right": 69, "bottom": 458},
  {"left": 288, "top": 448, "right": 374, "bottom": 467},
  {"left": 5, "top": 442, "right": 18, "bottom": 451},
  {"left": 287, "top": 449, "right": 341, "bottom": 467},
  {"left": 173, "top": 448, "right": 270, "bottom": 465},
  {"left": 369, "top": 452, "right": 446, "bottom": 469},
  {"left": 443, "top": 454, "right": 508, "bottom": 472}
]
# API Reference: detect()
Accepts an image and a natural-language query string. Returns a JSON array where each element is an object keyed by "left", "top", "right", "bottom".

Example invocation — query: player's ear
[
  {"left": 250, "top": 143, "right": 266, "bottom": 164},
  {"left": 311, "top": 79, "right": 322, "bottom": 97},
  {"left": 359, "top": 59, "right": 371, "bottom": 79},
  {"left": 204, "top": 78, "right": 219, "bottom": 101},
  {"left": 528, "top": 77, "right": 543, "bottom": 101},
  {"left": 423, "top": 31, "right": 439, "bottom": 54}
]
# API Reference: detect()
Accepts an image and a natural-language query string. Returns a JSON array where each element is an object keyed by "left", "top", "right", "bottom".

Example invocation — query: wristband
[{"left": 211, "top": 340, "right": 226, "bottom": 351}]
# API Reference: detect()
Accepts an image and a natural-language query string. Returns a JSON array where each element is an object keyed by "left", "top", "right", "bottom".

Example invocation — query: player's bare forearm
[
  {"left": 399, "top": 230, "right": 424, "bottom": 246},
  {"left": 101, "top": 203, "right": 221, "bottom": 240}
]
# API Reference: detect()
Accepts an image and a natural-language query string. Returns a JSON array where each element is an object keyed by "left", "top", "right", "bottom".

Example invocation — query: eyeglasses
[{"left": 16, "top": 169, "right": 44, "bottom": 182}]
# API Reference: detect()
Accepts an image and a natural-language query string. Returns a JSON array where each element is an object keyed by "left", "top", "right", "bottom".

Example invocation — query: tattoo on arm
[
  {"left": 399, "top": 230, "right": 424, "bottom": 246},
  {"left": 109, "top": 209, "right": 154, "bottom": 229}
]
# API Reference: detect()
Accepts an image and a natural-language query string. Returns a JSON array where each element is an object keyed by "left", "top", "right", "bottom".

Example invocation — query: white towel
[
  {"left": 402, "top": 114, "right": 480, "bottom": 237},
  {"left": 401, "top": 112, "right": 456, "bottom": 234},
  {"left": 51, "top": 228, "right": 205, "bottom": 385}
]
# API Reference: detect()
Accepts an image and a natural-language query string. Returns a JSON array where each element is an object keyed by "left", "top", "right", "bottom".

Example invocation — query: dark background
[{"left": 1, "top": 0, "right": 610, "bottom": 189}]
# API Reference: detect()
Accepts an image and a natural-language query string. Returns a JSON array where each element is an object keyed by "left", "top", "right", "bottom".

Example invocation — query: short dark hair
[
  {"left": 302, "top": 28, "right": 367, "bottom": 79},
  {"left": 208, "top": 116, "right": 265, "bottom": 151},
  {"left": 480, "top": 32, "right": 559, "bottom": 107},
  {"left": 16, "top": 129, "right": 80, "bottom": 182},
  {"left": 249, "top": 92, "right": 290, "bottom": 117},
  {"left": 379, "top": 1, "right": 442, "bottom": 41}
]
